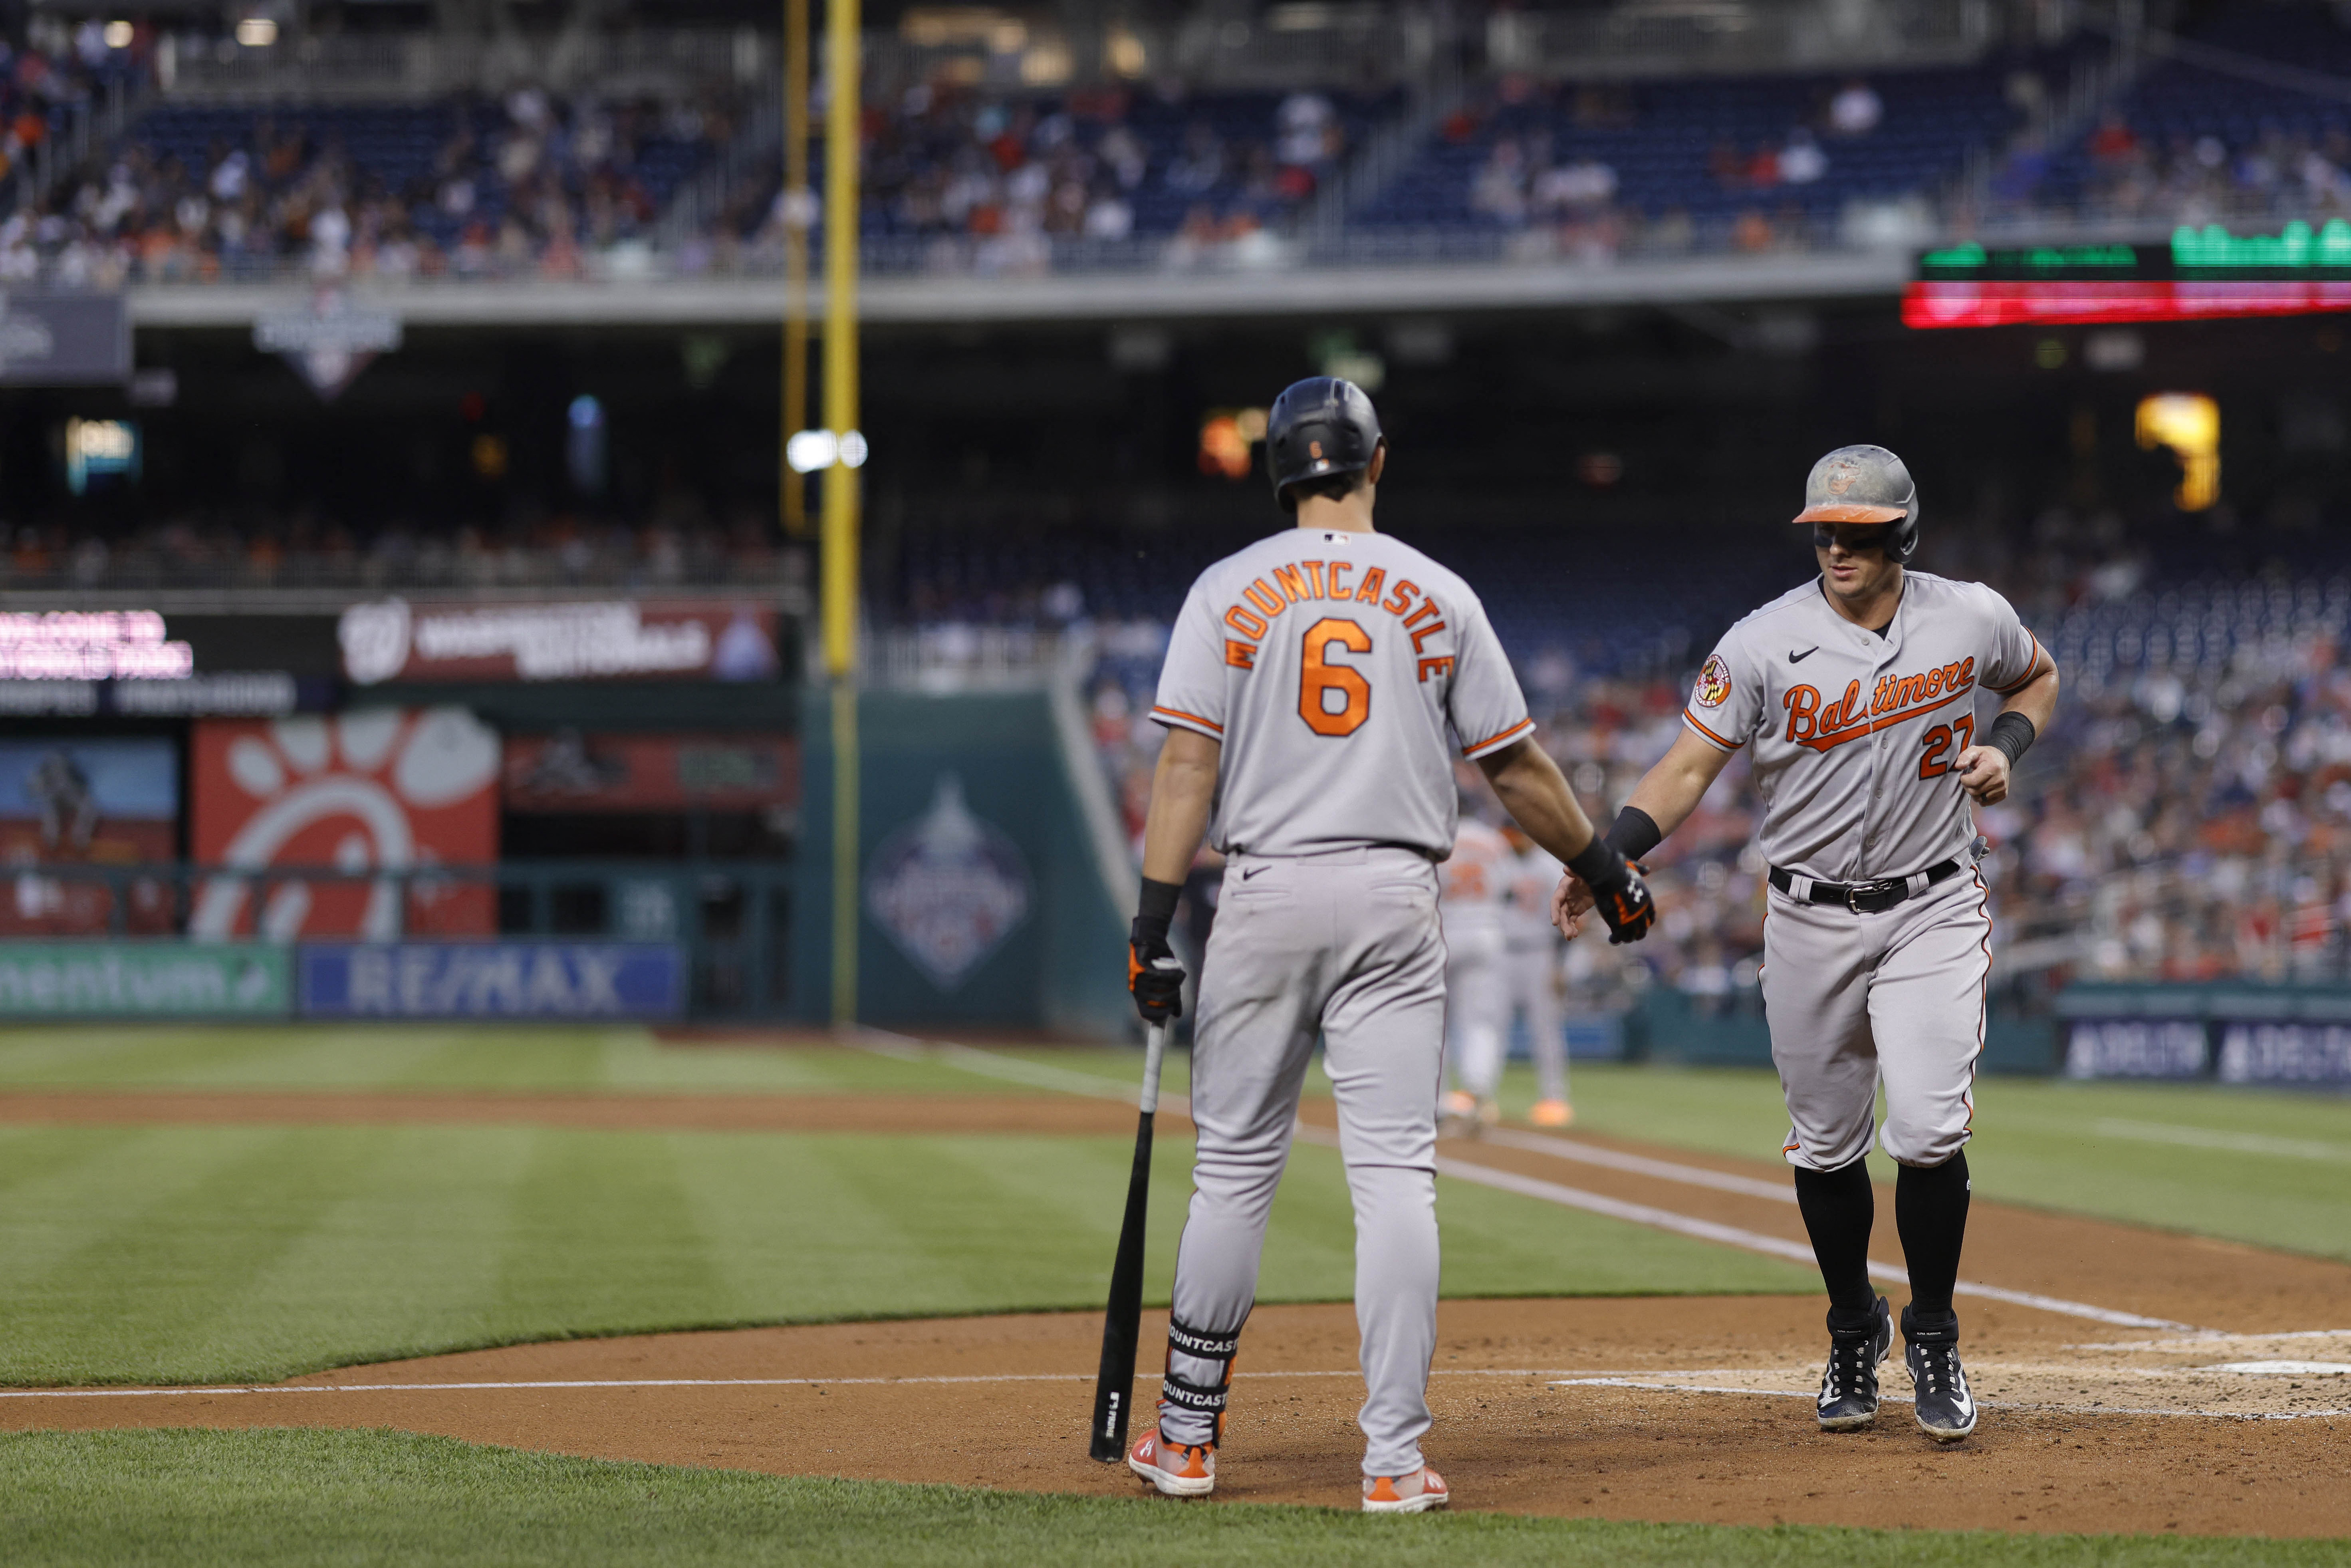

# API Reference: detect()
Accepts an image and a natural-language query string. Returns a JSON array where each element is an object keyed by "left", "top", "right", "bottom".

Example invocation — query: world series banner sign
[{"left": 864, "top": 774, "right": 1033, "bottom": 991}]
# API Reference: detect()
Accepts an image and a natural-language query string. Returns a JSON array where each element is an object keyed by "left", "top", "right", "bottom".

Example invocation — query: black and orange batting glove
[
  {"left": 1567, "top": 837, "right": 1657, "bottom": 946},
  {"left": 1129, "top": 877, "right": 1188, "bottom": 1025}
]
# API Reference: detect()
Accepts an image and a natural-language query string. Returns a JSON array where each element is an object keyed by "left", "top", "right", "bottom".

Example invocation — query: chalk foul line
[
  {"left": 0, "top": 1368, "right": 1632, "bottom": 1401},
  {"left": 1541, "top": 1376, "right": 2351, "bottom": 1421},
  {"left": 1288, "top": 1122, "right": 2204, "bottom": 1334}
]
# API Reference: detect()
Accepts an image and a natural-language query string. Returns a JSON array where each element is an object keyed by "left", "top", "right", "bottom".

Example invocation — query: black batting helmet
[{"left": 1265, "top": 376, "right": 1383, "bottom": 510}]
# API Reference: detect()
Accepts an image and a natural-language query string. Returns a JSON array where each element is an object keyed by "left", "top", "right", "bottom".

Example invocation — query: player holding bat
[{"left": 1100, "top": 377, "right": 1653, "bottom": 1512}]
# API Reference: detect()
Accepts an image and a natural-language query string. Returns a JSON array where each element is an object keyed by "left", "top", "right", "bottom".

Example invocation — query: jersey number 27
[{"left": 1918, "top": 714, "right": 1976, "bottom": 778}]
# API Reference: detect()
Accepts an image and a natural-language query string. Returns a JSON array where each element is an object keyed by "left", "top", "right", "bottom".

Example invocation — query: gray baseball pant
[
  {"left": 1504, "top": 937, "right": 1569, "bottom": 1105},
  {"left": 1762, "top": 868, "right": 1993, "bottom": 1170},
  {"left": 1159, "top": 844, "right": 1447, "bottom": 1479}
]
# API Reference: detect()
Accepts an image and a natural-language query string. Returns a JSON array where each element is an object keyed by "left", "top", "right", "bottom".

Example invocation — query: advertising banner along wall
[
  {"left": 299, "top": 942, "right": 684, "bottom": 1019},
  {"left": 0, "top": 942, "right": 290, "bottom": 1017},
  {"left": 338, "top": 599, "right": 780, "bottom": 685},
  {"left": 190, "top": 710, "right": 500, "bottom": 941},
  {"left": 502, "top": 733, "right": 800, "bottom": 812}
]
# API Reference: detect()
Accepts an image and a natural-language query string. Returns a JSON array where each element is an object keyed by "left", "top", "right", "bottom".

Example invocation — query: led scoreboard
[{"left": 1906, "top": 223, "right": 2351, "bottom": 327}]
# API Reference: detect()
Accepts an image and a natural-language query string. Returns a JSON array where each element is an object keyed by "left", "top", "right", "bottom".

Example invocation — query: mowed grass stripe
[
  {"left": 0, "top": 1126, "right": 1812, "bottom": 1387},
  {"left": 6, "top": 1428, "right": 2341, "bottom": 1568},
  {"left": 0, "top": 1024, "right": 1078, "bottom": 1096}
]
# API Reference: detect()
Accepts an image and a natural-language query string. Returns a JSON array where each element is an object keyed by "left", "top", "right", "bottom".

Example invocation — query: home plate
[{"left": 2204, "top": 1361, "right": 2351, "bottom": 1376}]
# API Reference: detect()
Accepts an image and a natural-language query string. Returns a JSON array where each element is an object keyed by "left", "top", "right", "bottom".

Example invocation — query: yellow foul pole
[
  {"left": 822, "top": 0, "right": 861, "bottom": 1027},
  {"left": 781, "top": 0, "right": 809, "bottom": 537}
]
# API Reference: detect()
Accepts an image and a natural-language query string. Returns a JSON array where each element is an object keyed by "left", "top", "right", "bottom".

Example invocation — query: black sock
[
  {"left": 1792, "top": 1155, "right": 1876, "bottom": 1323},
  {"left": 1895, "top": 1151, "right": 1971, "bottom": 1324}
]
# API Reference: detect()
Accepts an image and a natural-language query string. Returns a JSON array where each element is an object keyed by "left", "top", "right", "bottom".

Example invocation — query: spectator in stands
[
  {"left": 2089, "top": 111, "right": 2139, "bottom": 166},
  {"left": 1532, "top": 155, "right": 1617, "bottom": 214},
  {"left": 1469, "top": 137, "right": 1530, "bottom": 223},
  {"left": 1276, "top": 90, "right": 1340, "bottom": 169},
  {"left": 1829, "top": 79, "right": 1882, "bottom": 136},
  {"left": 1778, "top": 129, "right": 1827, "bottom": 186}
]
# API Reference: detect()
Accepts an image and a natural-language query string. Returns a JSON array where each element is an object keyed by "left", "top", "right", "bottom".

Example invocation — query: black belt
[{"left": 1768, "top": 859, "right": 1962, "bottom": 915}]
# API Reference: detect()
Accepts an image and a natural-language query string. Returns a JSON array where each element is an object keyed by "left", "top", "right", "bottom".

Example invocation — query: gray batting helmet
[{"left": 1794, "top": 445, "right": 1920, "bottom": 562}]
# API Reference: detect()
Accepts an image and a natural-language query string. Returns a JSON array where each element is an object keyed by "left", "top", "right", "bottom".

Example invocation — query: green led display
[{"left": 2172, "top": 220, "right": 2351, "bottom": 269}]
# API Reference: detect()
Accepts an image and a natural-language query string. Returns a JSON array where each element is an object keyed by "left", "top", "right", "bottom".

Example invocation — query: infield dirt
[{"left": 3, "top": 1085, "right": 2345, "bottom": 1537}]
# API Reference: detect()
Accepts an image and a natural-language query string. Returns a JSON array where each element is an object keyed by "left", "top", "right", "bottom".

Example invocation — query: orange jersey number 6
[{"left": 1299, "top": 616, "right": 1372, "bottom": 736}]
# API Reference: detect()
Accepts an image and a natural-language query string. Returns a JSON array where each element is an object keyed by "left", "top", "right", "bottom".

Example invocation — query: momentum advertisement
[{"left": 0, "top": 943, "right": 290, "bottom": 1017}]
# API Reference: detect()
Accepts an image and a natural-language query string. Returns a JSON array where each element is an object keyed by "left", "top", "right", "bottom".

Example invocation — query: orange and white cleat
[
  {"left": 1441, "top": 1090, "right": 1477, "bottom": 1121},
  {"left": 1127, "top": 1426, "right": 1216, "bottom": 1498},
  {"left": 1529, "top": 1098, "right": 1573, "bottom": 1128},
  {"left": 1363, "top": 1464, "right": 1449, "bottom": 1514}
]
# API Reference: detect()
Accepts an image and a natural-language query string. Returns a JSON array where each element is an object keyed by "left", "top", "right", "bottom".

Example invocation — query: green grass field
[
  {"left": 2, "top": 1024, "right": 2346, "bottom": 1565},
  {"left": 6, "top": 1429, "right": 2340, "bottom": 1568}
]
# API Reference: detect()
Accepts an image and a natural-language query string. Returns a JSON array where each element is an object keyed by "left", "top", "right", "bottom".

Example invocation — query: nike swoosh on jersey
[
  {"left": 1788, "top": 647, "right": 1820, "bottom": 663},
  {"left": 1242, "top": 865, "right": 1268, "bottom": 879}
]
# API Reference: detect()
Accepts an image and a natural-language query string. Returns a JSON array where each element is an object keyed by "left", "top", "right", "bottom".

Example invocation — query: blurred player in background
[
  {"left": 1439, "top": 807, "right": 1510, "bottom": 1133},
  {"left": 1499, "top": 821, "right": 1573, "bottom": 1126}
]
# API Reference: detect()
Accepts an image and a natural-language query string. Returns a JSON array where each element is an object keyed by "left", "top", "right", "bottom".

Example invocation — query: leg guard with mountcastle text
[{"left": 1159, "top": 1318, "right": 1239, "bottom": 1446}]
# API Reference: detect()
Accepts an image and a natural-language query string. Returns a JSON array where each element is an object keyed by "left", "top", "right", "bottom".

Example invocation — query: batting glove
[
  {"left": 1129, "top": 929, "right": 1186, "bottom": 1024},
  {"left": 1129, "top": 877, "right": 1187, "bottom": 1025},
  {"left": 1590, "top": 862, "right": 1658, "bottom": 945},
  {"left": 1567, "top": 837, "right": 1658, "bottom": 946}
]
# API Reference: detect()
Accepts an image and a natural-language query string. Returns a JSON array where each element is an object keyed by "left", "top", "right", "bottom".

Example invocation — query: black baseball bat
[{"left": 1088, "top": 1020, "right": 1169, "bottom": 1463}]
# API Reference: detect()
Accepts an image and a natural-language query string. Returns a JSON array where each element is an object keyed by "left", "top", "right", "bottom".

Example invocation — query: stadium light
[
  {"left": 2137, "top": 394, "right": 2221, "bottom": 511},
  {"left": 787, "top": 429, "right": 866, "bottom": 472}
]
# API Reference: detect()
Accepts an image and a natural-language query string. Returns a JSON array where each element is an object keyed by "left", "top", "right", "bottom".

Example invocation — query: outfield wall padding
[{"left": 795, "top": 685, "right": 1131, "bottom": 1038}]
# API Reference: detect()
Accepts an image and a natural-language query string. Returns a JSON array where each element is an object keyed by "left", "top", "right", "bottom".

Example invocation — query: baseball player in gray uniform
[
  {"left": 1123, "top": 377, "right": 1655, "bottom": 1511},
  {"left": 1556, "top": 446, "right": 2057, "bottom": 1442},
  {"left": 1499, "top": 823, "right": 1574, "bottom": 1126}
]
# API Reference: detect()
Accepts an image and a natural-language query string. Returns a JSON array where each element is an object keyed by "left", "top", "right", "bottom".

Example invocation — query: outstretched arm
[
  {"left": 1622, "top": 728, "right": 1740, "bottom": 840},
  {"left": 1479, "top": 737, "right": 1657, "bottom": 945},
  {"left": 1475, "top": 736, "right": 1597, "bottom": 863},
  {"left": 1552, "top": 729, "right": 1736, "bottom": 934}
]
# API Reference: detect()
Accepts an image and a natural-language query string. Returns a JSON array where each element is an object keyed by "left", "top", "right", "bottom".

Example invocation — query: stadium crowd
[
  {"left": 12, "top": 82, "right": 735, "bottom": 285},
  {"left": 0, "top": 512, "right": 796, "bottom": 592}
]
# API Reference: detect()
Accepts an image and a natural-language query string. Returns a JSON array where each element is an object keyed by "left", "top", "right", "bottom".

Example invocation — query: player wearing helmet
[
  {"left": 1556, "top": 445, "right": 2058, "bottom": 1443},
  {"left": 1124, "top": 377, "right": 1654, "bottom": 1510}
]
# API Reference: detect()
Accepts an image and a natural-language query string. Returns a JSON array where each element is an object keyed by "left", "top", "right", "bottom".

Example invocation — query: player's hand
[
  {"left": 1954, "top": 744, "right": 2010, "bottom": 806},
  {"left": 1551, "top": 871, "right": 1594, "bottom": 938},
  {"left": 1588, "top": 861, "right": 1657, "bottom": 945},
  {"left": 1128, "top": 921, "right": 1186, "bottom": 1025}
]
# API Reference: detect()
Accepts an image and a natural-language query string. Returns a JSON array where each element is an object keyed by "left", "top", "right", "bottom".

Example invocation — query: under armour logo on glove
[
  {"left": 1129, "top": 923, "right": 1187, "bottom": 1024},
  {"left": 1595, "top": 864, "right": 1657, "bottom": 945}
]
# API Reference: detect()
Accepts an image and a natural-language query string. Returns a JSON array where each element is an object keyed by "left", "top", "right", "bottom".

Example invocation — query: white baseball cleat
[
  {"left": 1127, "top": 1426, "right": 1216, "bottom": 1497},
  {"left": 1362, "top": 1465, "right": 1449, "bottom": 1513}
]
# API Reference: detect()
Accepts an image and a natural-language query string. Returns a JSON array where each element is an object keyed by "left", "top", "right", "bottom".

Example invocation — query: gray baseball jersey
[
  {"left": 1152, "top": 531, "right": 1532, "bottom": 858},
  {"left": 1151, "top": 527, "right": 1534, "bottom": 1483},
  {"left": 1678, "top": 571, "right": 2043, "bottom": 1171},
  {"left": 1680, "top": 571, "right": 2042, "bottom": 882}
]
